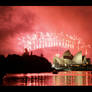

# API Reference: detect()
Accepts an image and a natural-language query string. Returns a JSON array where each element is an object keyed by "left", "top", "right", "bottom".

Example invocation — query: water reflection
[{"left": 2, "top": 71, "right": 92, "bottom": 86}]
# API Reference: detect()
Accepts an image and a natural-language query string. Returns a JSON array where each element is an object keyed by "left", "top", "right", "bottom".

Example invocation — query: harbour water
[{"left": 2, "top": 71, "right": 92, "bottom": 86}]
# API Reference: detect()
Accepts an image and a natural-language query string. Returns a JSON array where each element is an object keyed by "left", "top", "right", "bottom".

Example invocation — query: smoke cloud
[{"left": 0, "top": 6, "right": 92, "bottom": 62}]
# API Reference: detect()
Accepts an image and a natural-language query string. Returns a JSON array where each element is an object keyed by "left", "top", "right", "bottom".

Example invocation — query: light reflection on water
[{"left": 2, "top": 71, "right": 92, "bottom": 86}]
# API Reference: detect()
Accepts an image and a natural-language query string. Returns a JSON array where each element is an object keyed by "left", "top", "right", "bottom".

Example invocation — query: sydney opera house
[{"left": 52, "top": 50, "right": 91, "bottom": 71}]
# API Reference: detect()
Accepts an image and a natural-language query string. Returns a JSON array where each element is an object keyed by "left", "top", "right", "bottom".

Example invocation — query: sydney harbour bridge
[{"left": 13, "top": 31, "right": 91, "bottom": 63}]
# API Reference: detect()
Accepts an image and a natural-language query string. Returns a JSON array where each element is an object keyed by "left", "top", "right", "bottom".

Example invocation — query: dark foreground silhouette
[
  {"left": 0, "top": 54, "right": 52, "bottom": 73},
  {"left": 0, "top": 53, "right": 52, "bottom": 85}
]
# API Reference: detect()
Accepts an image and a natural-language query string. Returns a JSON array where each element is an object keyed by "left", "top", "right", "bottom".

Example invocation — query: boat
[{"left": 52, "top": 70, "right": 58, "bottom": 74}]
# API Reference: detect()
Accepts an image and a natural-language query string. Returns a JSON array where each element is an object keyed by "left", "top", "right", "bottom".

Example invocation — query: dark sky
[{"left": 0, "top": 6, "right": 92, "bottom": 62}]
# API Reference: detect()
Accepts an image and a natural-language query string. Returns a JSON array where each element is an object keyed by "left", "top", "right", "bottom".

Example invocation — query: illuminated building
[{"left": 52, "top": 50, "right": 90, "bottom": 70}]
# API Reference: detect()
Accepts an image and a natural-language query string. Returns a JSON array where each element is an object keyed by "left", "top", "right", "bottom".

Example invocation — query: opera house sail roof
[
  {"left": 63, "top": 50, "right": 73, "bottom": 57},
  {"left": 72, "top": 51, "right": 82, "bottom": 64},
  {"left": 52, "top": 50, "right": 90, "bottom": 70}
]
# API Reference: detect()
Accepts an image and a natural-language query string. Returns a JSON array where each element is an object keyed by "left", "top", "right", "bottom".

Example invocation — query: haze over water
[{"left": 2, "top": 71, "right": 92, "bottom": 86}]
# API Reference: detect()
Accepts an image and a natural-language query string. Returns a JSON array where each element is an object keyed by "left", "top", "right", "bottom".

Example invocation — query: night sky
[{"left": 0, "top": 6, "right": 92, "bottom": 63}]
